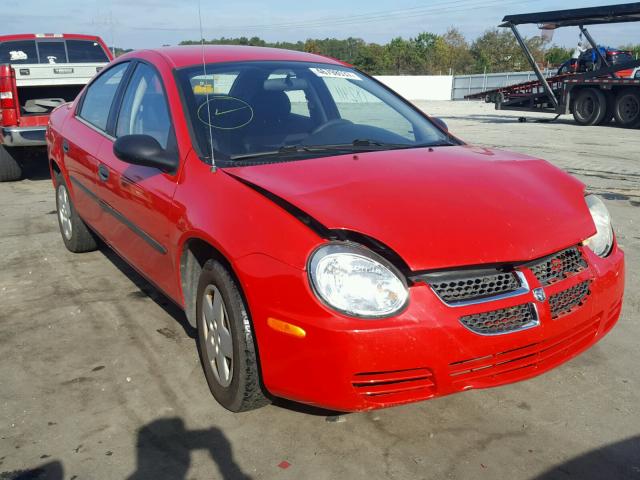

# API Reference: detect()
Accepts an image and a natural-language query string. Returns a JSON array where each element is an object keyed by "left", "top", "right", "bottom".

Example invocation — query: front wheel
[
  {"left": 196, "top": 259, "right": 269, "bottom": 412},
  {"left": 0, "top": 145, "right": 22, "bottom": 182}
]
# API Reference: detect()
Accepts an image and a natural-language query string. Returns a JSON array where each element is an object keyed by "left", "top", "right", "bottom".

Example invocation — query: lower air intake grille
[
  {"left": 529, "top": 247, "right": 587, "bottom": 286},
  {"left": 550, "top": 281, "right": 591, "bottom": 319},
  {"left": 427, "top": 271, "right": 521, "bottom": 304},
  {"left": 351, "top": 368, "right": 436, "bottom": 400},
  {"left": 460, "top": 303, "right": 537, "bottom": 335}
]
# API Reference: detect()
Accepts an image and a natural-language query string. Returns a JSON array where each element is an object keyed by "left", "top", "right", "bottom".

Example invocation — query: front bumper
[
  {"left": 237, "top": 244, "right": 625, "bottom": 412},
  {"left": 1, "top": 126, "right": 47, "bottom": 147}
]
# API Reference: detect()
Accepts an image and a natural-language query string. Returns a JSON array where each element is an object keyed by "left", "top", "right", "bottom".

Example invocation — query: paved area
[{"left": 1, "top": 101, "right": 639, "bottom": 480}]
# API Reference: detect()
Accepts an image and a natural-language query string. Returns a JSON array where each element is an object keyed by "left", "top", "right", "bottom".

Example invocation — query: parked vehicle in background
[
  {"left": 47, "top": 45, "right": 624, "bottom": 413},
  {"left": 557, "top": 47, "right": 637, "bottom": 78},
  {"left": 0, "top": 33, "right": 113, "bottom": 181},
  {"left": 558, "top": 47, "right": 635, "bottom": 78}
]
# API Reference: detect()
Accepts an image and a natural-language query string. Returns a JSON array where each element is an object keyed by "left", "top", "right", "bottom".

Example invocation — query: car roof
[
  {"left": 0, "top": 33, "right": 104, "bottom": 42},
  {"left": 123, "top": 45, "right": 348, "bottom": 69}
]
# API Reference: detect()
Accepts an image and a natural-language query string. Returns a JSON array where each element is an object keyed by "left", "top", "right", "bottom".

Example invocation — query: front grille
[
  {"left": 529, "top": 247, "right": 587, "bottom": 286},
  {"left": 426, "top": 270, "right": 521, "bottom": 304},
  {"left": 351, "top": 368, "right": 436, "bottom": 400},
  {"left": 449, "top": 314, "right": 601, "bottom": 387},
  {"left": 460, "top": 303, "right": 537, "bottom": 335},
  {"left": 549, "top": 281, "right": 591, "bottom": 319}
]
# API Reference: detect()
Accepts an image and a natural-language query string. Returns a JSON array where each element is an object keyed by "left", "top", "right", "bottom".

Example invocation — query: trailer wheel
[
  {"left": 0, "top": 145, "right": 22, "bottom": 182},
  {"left": 572, "top": 88, "right": 607, "bottom": 126},
  {"left": 613, "top": 89, "right": 640, "bottom": 128}
]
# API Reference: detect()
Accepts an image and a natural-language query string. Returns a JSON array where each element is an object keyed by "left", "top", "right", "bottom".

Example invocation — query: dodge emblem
[{"left": 533, "top": 287, "right": 546, "bottom": 302}]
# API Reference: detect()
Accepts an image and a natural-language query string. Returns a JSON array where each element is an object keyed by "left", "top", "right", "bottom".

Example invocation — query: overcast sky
[{"left": 4, "top": 0, "right": 638, "bottom": 49}]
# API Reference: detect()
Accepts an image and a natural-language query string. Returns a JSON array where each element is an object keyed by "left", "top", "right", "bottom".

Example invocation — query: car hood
[{"left": 227, "top": 146, "right": 595, "bottom": 271}]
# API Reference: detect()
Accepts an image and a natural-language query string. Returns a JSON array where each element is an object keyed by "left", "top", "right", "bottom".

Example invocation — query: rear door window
[
  {"left": 37, "top": 41, "right": 68, "bottom": 64},
  {"left": 78, "top": 62, "right": 129, "bottom": 131},
  {"left": 66, "top": 40, "right": 109, "bottom": 63},
  {"left": 0, "top": 40, "right": 38, "bottom": 64}
]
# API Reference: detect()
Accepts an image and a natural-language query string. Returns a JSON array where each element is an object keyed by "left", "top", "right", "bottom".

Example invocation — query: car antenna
[{"left": 198, "top": 0, "right": 217, "bottom": 173}]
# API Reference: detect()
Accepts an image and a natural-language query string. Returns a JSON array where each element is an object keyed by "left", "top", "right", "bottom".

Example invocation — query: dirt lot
[{"left": 1, "top": 101, "right": 639, "bottom": 480}]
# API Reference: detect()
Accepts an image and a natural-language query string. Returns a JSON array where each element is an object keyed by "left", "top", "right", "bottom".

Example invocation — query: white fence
[{"left": 374, "top": 75, "right": 454, "bottom": 101}]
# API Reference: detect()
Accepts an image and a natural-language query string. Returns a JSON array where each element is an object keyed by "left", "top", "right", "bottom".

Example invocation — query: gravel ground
[{"left": 1, "top": 100, "right": 638, "bottom": 480}]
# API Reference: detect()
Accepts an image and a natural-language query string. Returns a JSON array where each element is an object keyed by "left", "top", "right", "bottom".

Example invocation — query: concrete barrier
[{"left": 374, "top": 75, "right": 453, "bottom": 101}]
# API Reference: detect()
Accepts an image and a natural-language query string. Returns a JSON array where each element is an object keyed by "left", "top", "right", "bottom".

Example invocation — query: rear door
[
  {"left": 93, "top": 61, "right": 181, "bottom": 296},
  {"left": 62, "top": 61, "right": 130, "bottom": 226}
]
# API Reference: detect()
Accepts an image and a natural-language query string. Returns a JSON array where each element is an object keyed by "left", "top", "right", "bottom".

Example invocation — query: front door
[{"left": 93, "top": 61, "right": 181, "bottom": 299}]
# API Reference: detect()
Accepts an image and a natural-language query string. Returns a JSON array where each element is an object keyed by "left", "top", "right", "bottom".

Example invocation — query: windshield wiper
[
  {"left": 229, "top": 144, "right": 356, "bottom": 162},
  {"left": 228, "top": 139, "right": 456, "bottom": 162}
]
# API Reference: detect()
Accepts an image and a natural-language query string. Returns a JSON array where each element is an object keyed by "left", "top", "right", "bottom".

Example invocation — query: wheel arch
[{"left": 178, "top": 235, "right": 243, "bottom": 328}]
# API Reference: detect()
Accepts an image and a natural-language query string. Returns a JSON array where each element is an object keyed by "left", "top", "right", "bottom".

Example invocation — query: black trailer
[{"left": 465, "top": 3, "right": 640, "bottom": 128}]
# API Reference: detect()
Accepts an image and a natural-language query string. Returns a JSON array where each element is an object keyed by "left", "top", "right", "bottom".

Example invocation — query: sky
[{"left": 3, "top": 0, "right": 639, "bottom": 50}]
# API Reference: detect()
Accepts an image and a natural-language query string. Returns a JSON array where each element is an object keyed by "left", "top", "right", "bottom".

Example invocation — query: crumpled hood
[{"left": 228, "top": 146, "right": 595, "bottom": 271}]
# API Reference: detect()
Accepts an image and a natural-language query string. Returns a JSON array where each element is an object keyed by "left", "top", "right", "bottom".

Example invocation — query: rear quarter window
[{"left": 0, "top": 40, "right": 38, "bottom": 64}]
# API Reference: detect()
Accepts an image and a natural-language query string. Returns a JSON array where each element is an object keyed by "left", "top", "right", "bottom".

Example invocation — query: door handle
[
  {"left": 98, "top": 164, "right": 110, "bottom": 182},
  {"left": 62, "top": 139, "right": 69, "bottom": 153}
]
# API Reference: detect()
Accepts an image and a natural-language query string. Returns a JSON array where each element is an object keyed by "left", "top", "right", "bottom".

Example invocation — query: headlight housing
[
  {"left": 308, "top": 243, "right": 409, "bottom": 318},
  {"left": 584, "top": 194, "right": 614, "bottom": 257}
]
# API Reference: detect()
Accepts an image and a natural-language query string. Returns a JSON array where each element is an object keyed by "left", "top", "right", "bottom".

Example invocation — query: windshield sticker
[
  {"left": 309, "top": 67, "right": 362, "bottom": 81},
  {"left": 10, "top": 50, "right": 28, "bottom": 61},
  {"left": 197, "top": 96, "right": 254, "bottom": 130}
]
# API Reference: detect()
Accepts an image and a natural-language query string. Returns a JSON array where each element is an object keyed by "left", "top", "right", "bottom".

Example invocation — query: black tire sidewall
[
  {"left": 195, "top": 260, "right": 259, "bottom": 411},
  {"left": 0, "top": 145, "right": 22, "bottom": 182},
  {"left": 614, "top": 90, "right": 640, "bottom": 128},
  {"left": 573, "top": 88, "right": 606, "bottom": 126}
]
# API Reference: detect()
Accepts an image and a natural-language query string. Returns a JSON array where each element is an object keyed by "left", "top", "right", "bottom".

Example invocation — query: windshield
[{"left": 176, "top": 61, "right": 454, "bottom": 165}]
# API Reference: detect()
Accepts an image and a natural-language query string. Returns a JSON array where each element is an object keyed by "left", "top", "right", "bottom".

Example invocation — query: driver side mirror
[
  {"left": 113, "top": 135, "right": 178, "bottom": 173},
  {"left": 432, "top": 117, "right": 448, "bottom": 132}
]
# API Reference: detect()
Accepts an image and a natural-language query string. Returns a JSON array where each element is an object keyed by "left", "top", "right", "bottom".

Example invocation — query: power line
[{"left": 125, "top": 0, "right": 537, "bottom": 33}]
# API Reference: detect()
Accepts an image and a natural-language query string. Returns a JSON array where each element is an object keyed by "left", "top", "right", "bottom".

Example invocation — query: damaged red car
[{"left": 47, "top": 46, "right": 625, "bottom": 412}]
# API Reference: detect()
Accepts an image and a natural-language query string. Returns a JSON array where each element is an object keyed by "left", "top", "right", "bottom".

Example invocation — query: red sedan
[{"left": 46, "top": 46, "right": 625, "bottom": 412}]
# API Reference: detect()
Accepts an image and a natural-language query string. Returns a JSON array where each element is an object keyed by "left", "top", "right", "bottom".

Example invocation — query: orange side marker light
[{"left": 267, "top": 317, "right": 306, "bottom": 338}]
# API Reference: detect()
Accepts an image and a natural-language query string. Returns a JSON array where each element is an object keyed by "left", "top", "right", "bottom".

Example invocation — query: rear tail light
[{"left": 0, "top": 65, "right": 18, "bottom": 126}]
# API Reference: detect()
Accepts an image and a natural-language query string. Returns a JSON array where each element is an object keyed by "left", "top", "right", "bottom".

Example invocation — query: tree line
[{"left": 178, "top": 29, "right": 638, "bottom": 75}]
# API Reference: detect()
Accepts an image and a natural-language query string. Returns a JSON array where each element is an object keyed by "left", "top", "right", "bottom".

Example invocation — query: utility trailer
[{"left": 465, "top": 3, "right": 640, "bottom": 128}]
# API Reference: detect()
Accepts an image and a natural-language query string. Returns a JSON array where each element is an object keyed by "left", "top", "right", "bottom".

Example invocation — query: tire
[
  {"left": 0, "top": 145, "right": 22, "bottom": 182},
  {"left": 54, "top": 173, "right": 98, "bottom": 253},
  {"left": 196, "top": 259, "right": 269, "bottom": 412},
  {"left": 613, "top": 89, "right": 640, "bottom": 128},
  {"left": 572, "top": 88, "right": 607, "bottom": 126}
]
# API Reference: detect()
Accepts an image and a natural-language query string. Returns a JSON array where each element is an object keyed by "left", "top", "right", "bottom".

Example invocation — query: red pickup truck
[{"left": 0, "top": 33, "right": 113, "bottom": 181}]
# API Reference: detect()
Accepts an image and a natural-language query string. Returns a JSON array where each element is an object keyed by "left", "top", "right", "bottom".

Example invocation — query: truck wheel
[
  {"left": 196, "top": 259, "right": 269, "bottom": 412},
  {"left": 0, "top": 145, "right": 22, "bottom": 182},
  {"left": 613, "top": 89, "right": 640, "bottom": 128},
  {"left": 572, "top": 88, "right": 607, "bottom": 126},
  {"left": 55, "top": 173, "right": 98, "bottom": 253}
]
